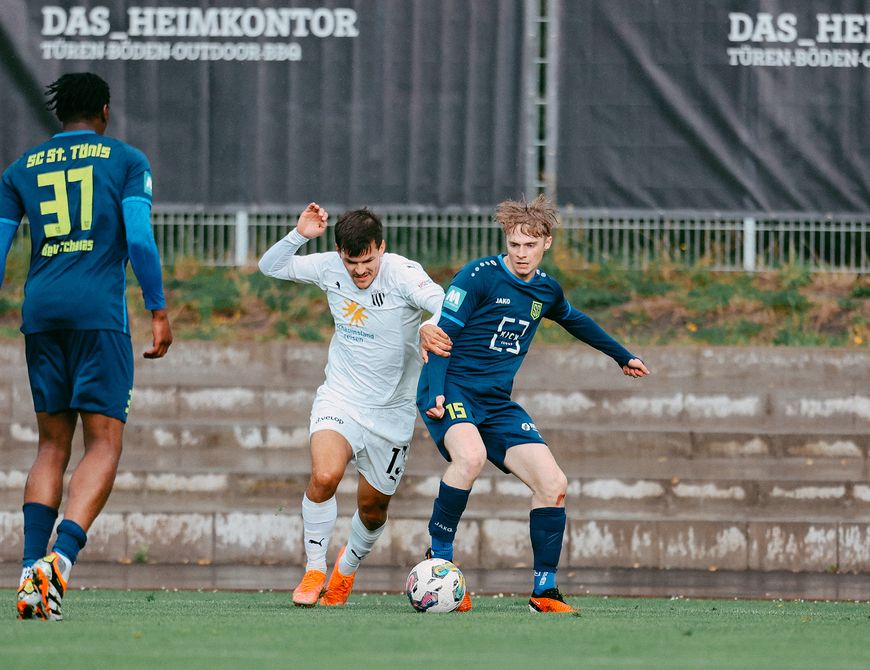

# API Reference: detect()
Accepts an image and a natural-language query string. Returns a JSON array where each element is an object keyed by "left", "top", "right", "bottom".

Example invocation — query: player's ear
[
  {"left": 101, "top": 104, "right": 110, "bottom": 125},
  {"left": 543, "top": 236, "right": 553, "bottom": 251},
  {"left": 377, "top": 240, "right": 386, "bottom": 254}
]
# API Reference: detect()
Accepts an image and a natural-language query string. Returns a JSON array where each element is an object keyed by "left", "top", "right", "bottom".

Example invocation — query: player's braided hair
[
  {"left": 334, "top": 208, "right": 384, "bottom": 257},
  {"left": 45, "top": 72, "right": 110, "bottom": 123},
  {"left": 495, "top": 193, "right": 558, "bottom": 238}
]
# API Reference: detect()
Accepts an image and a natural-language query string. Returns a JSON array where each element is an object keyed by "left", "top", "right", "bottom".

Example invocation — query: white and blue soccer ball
[{"left": 406, "top": 558, "right": 466, "bottom": 613}]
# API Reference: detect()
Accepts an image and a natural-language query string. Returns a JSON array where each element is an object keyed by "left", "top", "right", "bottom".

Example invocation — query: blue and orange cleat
[{"left": 528, "top": 587, "right": 575, "bottom": 614}]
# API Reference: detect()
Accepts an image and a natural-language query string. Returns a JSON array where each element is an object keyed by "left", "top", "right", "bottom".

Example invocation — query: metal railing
[
  {"left": 153, "top": 207, "right": 869, "bottom": 273},
  {"left": 15, "top": 207, "right": 870, "bottom": 273}
]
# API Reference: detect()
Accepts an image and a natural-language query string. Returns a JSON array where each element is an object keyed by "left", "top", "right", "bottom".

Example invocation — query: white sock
[
  {"left": 302, "top": 494, "right": 337, "bottom": 573},
  {"left": 338, "top": 510, "right": 385, "bottom": 575}
]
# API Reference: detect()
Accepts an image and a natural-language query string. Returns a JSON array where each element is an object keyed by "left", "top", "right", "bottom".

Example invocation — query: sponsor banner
[
  {"left": 0, "top": 0, "right": 525, "bottom": 207},
  {"left": 557, "top": 1, "right": 869, "bottom": 212}
]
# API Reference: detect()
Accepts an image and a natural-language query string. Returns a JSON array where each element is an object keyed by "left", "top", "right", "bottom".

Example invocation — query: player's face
[
  {"left": 339, "top": 240, "right": 385, "bottom": 289},
  {"left": 504, "top": 230, "right": 552, "bottom": 281}
]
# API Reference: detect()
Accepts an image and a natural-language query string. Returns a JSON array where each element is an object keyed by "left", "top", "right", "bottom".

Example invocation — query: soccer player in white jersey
[{"left": 259, "top": 203, "right": 450, "bottom": 607}]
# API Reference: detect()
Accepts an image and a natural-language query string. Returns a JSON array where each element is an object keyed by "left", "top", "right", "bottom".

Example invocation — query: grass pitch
[{"left": 2, "top": 590, "right": 869, "bottom": 669}]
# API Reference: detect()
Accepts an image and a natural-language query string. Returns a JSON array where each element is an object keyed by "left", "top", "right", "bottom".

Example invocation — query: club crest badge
[{"left": 530, "top": 300, "right": 543, "bottom": 320}]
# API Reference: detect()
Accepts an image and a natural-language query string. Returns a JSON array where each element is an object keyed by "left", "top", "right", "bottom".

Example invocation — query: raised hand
[{"left": 296, "top": 202, "right": 328, "bottom": 239}]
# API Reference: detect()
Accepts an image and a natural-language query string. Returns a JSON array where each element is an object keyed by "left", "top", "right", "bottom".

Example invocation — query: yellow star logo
[{"left": 342, "top": 300, "right": 368, "bottom": 327}]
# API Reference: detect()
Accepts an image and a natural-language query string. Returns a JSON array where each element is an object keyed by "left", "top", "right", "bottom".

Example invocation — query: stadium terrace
[{"left": 125, "top": 7, "right": 359, "bottom": 38}]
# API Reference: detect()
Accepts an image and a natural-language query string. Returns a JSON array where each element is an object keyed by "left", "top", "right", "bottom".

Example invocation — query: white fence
[
  {"left": 147, "top": 207, "right": 869, "bottom": 273},
  {"left": 15, "top": 208, "right": 870, "bottom": 273}
]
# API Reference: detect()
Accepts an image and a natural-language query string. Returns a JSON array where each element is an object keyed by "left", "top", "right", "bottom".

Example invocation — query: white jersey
[{"left": 259, "top": 229, "right": 444, "bottom": 411}]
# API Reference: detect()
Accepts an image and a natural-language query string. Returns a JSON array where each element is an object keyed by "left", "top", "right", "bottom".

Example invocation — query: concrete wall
[{"left": 1, "top": 341, "right": 868, "bottom": 573}]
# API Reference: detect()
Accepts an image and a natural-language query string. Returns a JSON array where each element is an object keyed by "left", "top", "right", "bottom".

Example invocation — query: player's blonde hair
[{"left": 495, "top": 193, "right": 558, "bottom": 238}]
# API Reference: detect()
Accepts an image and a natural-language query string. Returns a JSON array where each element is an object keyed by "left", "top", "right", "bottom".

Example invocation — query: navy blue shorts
[
  {"left": 418, "top": 383, "right": 546, "bottom": 473},
  {"left": 25, "top": 330, "right": 134, "bottom": 423}
]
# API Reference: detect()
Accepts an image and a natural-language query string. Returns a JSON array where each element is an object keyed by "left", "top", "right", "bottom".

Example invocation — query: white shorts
[{"left": 309, "top": 389, "right": 415, "bottom": 496}]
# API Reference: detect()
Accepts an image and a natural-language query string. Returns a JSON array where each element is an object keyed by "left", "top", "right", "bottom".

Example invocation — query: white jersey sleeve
[
  {"left": 258, "top": 228, "right": 333, "bottom": 289},
  {"left": 393, "top": 258, "right": 445, "bottom": 316}
]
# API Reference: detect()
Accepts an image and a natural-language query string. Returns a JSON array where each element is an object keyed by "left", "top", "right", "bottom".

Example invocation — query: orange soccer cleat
[
  {"left": 292, "top": 568, "right": 327, "bottom": 607},
  {"left": 528, "top": 587, "right": 576, "bottom": 614},
  {"left": 320, "top": 548, "right": 356, "bottom": 607},
  {"left": 456, "top": 589, "right": 473, "bottom": 612}
]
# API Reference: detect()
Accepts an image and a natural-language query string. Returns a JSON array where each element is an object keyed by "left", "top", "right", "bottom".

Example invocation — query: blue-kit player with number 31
[
  {"left": 417, "top": 194, "right": 650, "bottom": 614},
  {"left": 0, "top": 72, "right": 173, "bottom": 621}
]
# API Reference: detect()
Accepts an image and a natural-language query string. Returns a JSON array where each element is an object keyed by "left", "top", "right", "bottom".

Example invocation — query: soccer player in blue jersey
[
  {"left": 418, "top": 194, "right": 649, "bottom": 613},
  {"left": 0, "top": 73, "right": 172, "bottom": 620}
]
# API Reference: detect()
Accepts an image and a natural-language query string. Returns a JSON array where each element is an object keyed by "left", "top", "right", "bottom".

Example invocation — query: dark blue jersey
[
  {"left": 0, "top": 130, "right": 155, "bottom": 334},
  {"left": 421, "top": 254, "right": 636, "bottom": 403}
]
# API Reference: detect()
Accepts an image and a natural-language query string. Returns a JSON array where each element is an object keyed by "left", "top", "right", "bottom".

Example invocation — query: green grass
[{"left": 2, "top": 591, "right": 869, "bottom": 669}]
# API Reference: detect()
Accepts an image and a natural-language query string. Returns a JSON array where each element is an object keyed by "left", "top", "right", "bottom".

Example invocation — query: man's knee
[
  {"left": 308, "top": 470, "right": 342, "bottom": 499},
  {"left": 450, "top": 445, "right": 487, "bottom": 480},
  {"left": 358, "top": 504, "right": 388, "bottom": 530},
  {"left": 538, "top": 470, "right": 568, "bottom": 505}
]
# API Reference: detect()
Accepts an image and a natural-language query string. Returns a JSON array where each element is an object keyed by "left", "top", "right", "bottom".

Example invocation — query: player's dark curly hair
[
  {"left": 45, "top": 72, "right": 110, "bottom": 123},
  {"left": 334, "top": 208, "right": 384, "bottom": 257}
]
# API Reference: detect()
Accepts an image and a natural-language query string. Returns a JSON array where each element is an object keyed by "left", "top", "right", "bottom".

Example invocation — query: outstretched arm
[
  {"left": 123, "top": 199, "right": 172, "bottom": 358},
  {"left": 553, "top": 301, "right": 649, "bottom": 377}
]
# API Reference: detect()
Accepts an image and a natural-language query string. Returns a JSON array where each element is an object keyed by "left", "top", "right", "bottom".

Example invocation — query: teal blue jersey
[{"left": 0, "top": 130, "right": 153, "bottom": 334}]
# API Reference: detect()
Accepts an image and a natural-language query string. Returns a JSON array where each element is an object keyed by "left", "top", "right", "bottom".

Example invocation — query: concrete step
[
  {"left": 2, "top": 505, "right": 870, "bottom": 574},
  {"left": 3, "top": 464, "right": 870, "bottom": 524},
  {"left": 3, "top": 341, "right": 868, "bottom": 387},
  {"left": 3, "top": 376, "right": 869, "bottom": 430},
  {"left": 2, "top": 420, "right": 867, "bottom": 473}
]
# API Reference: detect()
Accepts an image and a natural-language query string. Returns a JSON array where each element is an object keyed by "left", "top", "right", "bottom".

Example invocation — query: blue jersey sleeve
[
  {"left": 0, "top": 219, "right": 18, "bottom": 291},
  {"left": 122, "top": 146, "right": 153, "bottom": 206},
  {"left": 439, "top": 261, "right": 487, "bottom": 328},
  {"left": 547, "top": 288, "right": 635, "bottom": 367},
  {"left": 123, "top": 198, "right": 165, "bottom": 311},
  {"left": 0, "top": 166, "right": 23, "bottom": 291}
]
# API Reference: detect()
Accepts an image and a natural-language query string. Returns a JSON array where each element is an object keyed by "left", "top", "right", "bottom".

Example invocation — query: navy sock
[
  {"left": 530, "top": 507, "right": 566, "bottom": 595},
  {"left": 428, "top": 481, "right": 471, "bottom": 562},
  {"left": 52, "top": 519, "right": 88, "bottom": 566},
  {"left": 22, "top": 502, "right": 59, "bottom": 568}
]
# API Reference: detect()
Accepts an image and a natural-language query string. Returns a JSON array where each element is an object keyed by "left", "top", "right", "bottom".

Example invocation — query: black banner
[
  {"left": 0, "top": 0, "right": 526, "bottom": 208},
  {"left": 556, "top": 0, "right": 870, "bottom": 212},
  {"left": 2, "top": 1, "right": 868, "bottom": 213}
]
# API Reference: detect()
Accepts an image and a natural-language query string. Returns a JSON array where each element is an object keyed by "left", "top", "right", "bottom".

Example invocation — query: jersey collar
[{"left": 52, "top": 130, "right": 98, "bottom": 138}]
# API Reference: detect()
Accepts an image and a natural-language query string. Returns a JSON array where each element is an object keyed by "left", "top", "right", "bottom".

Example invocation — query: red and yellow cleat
[
  {"left": 292, "top": 569, "right": 327, "bottom": 607},
  {"left": 528, "top": 587, "right": 576, "bottom": 614},
  {"left": 320, "top": 548, "right": 356, "bottom": 607}
]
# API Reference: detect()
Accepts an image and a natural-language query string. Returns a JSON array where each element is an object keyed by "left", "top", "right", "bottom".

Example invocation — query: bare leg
[
  {"left": 306, "top": 429, "right": 353, "bottom": 502},
  {"left": 24, "top": 412, "right": 78, "bottom": 509},
  {"left": 61, "top": 412, "right": 124, "bottom": 532},
  {"left": 441, "top": 422, "right": 488, "bottom": 489},
  {"left": 502, "top": 442, "right": 568, "bottom": 509}
]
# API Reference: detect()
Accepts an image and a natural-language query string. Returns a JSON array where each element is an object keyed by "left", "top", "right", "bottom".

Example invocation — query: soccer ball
[{"left": 406, "top": 558, "right": 466, "bottom": 613}]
